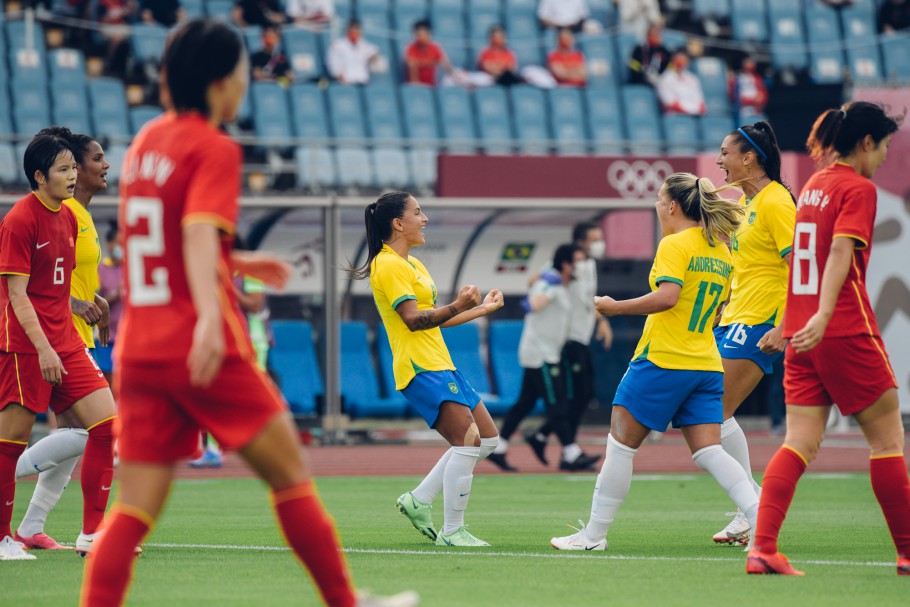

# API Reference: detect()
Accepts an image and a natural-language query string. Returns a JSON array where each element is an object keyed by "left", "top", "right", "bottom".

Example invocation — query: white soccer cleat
[
  {"left": 0, "top": 535, "right": 37, "bottom": 560},
  {"left": 713, "top": 511, "right": 751, "bottom": 546},
  {"left": 356, "top": 590, "right": 420, "bottom": 607},
  {"left": 550, "top": 520, "right": 607, "bottom": 551},
  {"left": 76, "top": 530, "right": 143, "bottom": 558}
]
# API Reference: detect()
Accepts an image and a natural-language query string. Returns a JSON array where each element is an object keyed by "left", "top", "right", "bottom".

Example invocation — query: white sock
[
  {"left": 692, "top": 444, "right": 759, "bottom": 529},
  {"left": 442, "top": 446, "right": 480, "bottom": 534},
  {"left": 586, "top": 435, "right": 637, "bottom": 542},
  {"left": 562, "top": 443, "right": 582, "bottom": 463},
  {"left": 412, "top": 448, "right": 452, "bottom": 505},
  {"left": 720, "top": 417, "right": 761, "bottom": 495},
  {"left": 492, "top": 437, "right": 508, "bottom": 455},
  {"left": 17, "top": 456, "right": 80, "bottom": 537},
  {"left": 16, "top": 428, "right": 88, "bottom": 479},
  {"left": 479, "top": 436, "right": 499, "bottom": 460}
]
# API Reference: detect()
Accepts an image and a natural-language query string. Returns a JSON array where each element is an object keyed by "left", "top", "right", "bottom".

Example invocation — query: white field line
[
  {"left": 141, "top": 542, "right": 893, "bottom": 568},
  {"left": 565, "top": 473, "right": 863, "bottom": 482}
]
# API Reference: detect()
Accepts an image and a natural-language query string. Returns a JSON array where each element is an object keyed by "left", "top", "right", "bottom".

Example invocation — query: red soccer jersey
[
  {"left": 0, "top": 193, "right": 83, "bottom": 354},
  {"left": 115, "top": 113, "right": 254, "bottom": 364},
  {"left": 783, "top": 163, "right": 880, "bottom": 339},
  {"left": 547, "top": 49, "right": 586, "bottom": 86},
  {"left": 477, "top": 46, "right": 517, "bottom": 73},
  {"left": 405, "top": 41, "right": 444, "bottom": 86}
]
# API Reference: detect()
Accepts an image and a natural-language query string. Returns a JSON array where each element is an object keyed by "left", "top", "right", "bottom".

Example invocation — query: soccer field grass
[{"left": 6, "top": 473, "right": 907, "bottom": 606}]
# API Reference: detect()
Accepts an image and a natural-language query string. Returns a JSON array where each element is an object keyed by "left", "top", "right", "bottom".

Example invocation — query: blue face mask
[{"left": 111, "top": 245, "right": 123, "bottom": 262}]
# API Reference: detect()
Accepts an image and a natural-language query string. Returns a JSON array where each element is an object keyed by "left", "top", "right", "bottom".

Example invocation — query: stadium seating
[
  {"left": 662, "top": 114, "right": 701, "bottom": 154},
  {"left": 327, "top": 85, "right": 368, "bottom": 142},
  {"left": 768, "top": 6, "right": 808, "bottom": 72},
  {"left": 334, "top": 147, "right": 374, "bottom": 188},
  {"left": 289, "top": 82, "right": 330, "bottom": 140},
  {"left": 269, "top": 320, "right": 323, "bottom": 415},
  {"left": 805, "top": 7, "right": 845, "bottom": 84},
  {"left": 441, "top": 324, "right": 501, "bottom": 411},
  {"left": 372, "top": 146, "right": 412, "bottom": 188},
  {"left": 103, "top": 143, "right": 128, "bottom": 184},
  {"left": 612, "top": 33, "right": 638, "bottom": 84},
  {"left": 881, "top": 34, "right": 910, "bottom": 82},
  {"left": 129, "top": 105, "right": 163, "bottom": 135},
  {"left": 0, "top": 143, "right": 17, "bottom": 184},
  {"left": 243, "top": 25, "right": 264, "bottom": 53},
  {"left": 579, "top": 34, "right": 620, "bottom": 86},
  {"left": 409, "top": 148, "right": 438, "bottom": 190},
  {"left": 283, "top": 28, "right": 323, "bottom": 82},
  {"left": 730, "top": 0, "right": 769, "bottom": 42},
  {"left": 373, "top": 323, "right": 411, "bottom": 411},
  {"left": 584, "top": 84, "right": 625, "bottom": 154},
  {"left": 488, "top": 320, "right": 532, "bottom": 415},
  {"left": 52, "top": 84, "right": 91, "bottom": 135},
  {"left": 363, "top": 83, "right": 405, "bottom": 142},
  {"left": 205, "top": 0, "right": 234, "bottom": 21},
  {"left": 620, "top": 85, "right": 662, "bottom": 154},
  {"left": 509, "top": 85, "right": 550, "bottom": 155},
  {"left": 182, "top": 0, "right": 205, "bottom": 19},
  {"left": 295, "top": 146, "right": 337, "bottom": 190},
  {"left": 699, "top": 114, "right": 735, "bottom": 152},
  {"left": 10, "top": 47, "right": 46, "bottom": 85},
  {"left": 250, "top": 81, "right": 293, "bottom": 142},
  {"left": 437, "top": 86, "right": 478, "bottom": 152},
  {"left": 693, "top": 56, "right": 731, "bottom": 116},
  {"left": 840, "top": 4, "right": 883, "bottom": 83},
  {"left": 474, "top": 86, "right": 514, "bottom": 154},
  {"left": 339, "top": 321, "right": 408, "bottom": 418},
  {"left": 87, "top": 78, "right": 131, "bottom": 140},
  {"left": 661, "top": 29, "right": 689, "bottom": 53},
  {"left": 131, "top": 24, "right": 169, "bottom": 64},
  {"left": 504, "top": 5, "right": 542, "bottom": 67},
  {"left": 548, "top": 87, "right": 587, "bottom": 155},
  {"left": 692, "top": 0, "right": 731, "bottom": 21},
  {"left": 12, "top": 81, "right": 51, "bottom": 136},
  {"left": 48, "top": 48, "right": 87, "bottom": 87},
  {"left": 394, "top": 0, "right": 428, "bottom": 31},
  {"left": 400, "top": 84, "right": 440, "bottom": 144}
]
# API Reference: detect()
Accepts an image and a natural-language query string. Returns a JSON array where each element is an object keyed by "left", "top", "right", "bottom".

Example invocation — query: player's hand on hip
[
  {"left": 757, "top": 324, "right": 788, "bottom": 354},
  {"left": 456, "top": 285, "right": 481, "bottom": 310},
  {"left": 38, "top": 346, "right": 67, "bottom": 385},
  {"left": 483, "top": 289, "right": 504, "bottom": 313},
  {"left": 790, "top": 313, "right": 828, "bottom": 354},
  {"left": 187, "top": 314, "right": 226, "bottom": 387}
]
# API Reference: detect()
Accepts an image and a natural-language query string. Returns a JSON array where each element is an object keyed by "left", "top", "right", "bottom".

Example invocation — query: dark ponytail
[
  {"left": 347, "top": 191, "right": 412, "bottom": 280},
  {"left": 731, "top": 121, "right": 794, "bottom": 202},
  {"left": 806, "top": 101, "right": 902, "bottom": 162}
]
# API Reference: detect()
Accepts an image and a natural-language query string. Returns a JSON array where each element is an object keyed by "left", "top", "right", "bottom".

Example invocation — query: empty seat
[
  {"left": 661, "top": 29, "right": 689, "bottom": 53},
  {"left": 692, "top": 0, "right": 731, "bottom": 20},
  {"left": 621, "top": 85, "right": 662, "bottom": 154},
  {"left": 488, "top": 320, "right": 528, "bottom": 415},
  {"left": 131, "top": 24, "right": 168, "bottom": 63},
  {"left": 840, "top": 4, "right": 877, "bottom": 39},
  {"left": 699, "top": 114, "right": 735, "bottom": 152},
  {"left": 250, "top": 81, "right": 292, "bottom": 142},
  {"left": 87, "top": 78, "right": 130, "bottom": 139},
  {"left": 339, "top": 321, "right": 407, "bottom": 418},
  {"left": 129, "top": 105, "right": 163, "bottom": 134},
  {"left": 442, "top": 324, "right": 500, "bottom": 410},
  {"left": 474, "top": 86, "right": 513, "bottom": 154},
  {"left": 358, "top": 6, "right": 392, "bottom": 36},
  {"left": 437, "top": 86, "right": 478, "bottom": 152},
  {"left": 882, "top": 34, "right": 910, "bottom": 82},
  {"left": 48, "top": 48, "right": 87, "bottom": 87},
  {"left": 327, "top": 85, "right": 367, "bottom": 142},
  {"left": 283, "top": 28, "right": 323, "bottom": 81},
  {"left": 468, "top": 9, "right": 503, "bottom": 54},
  {"left": 372, "top": 146, "right": 412, "bottom": 188},
  {"left": 845, "top": 38, "right": 883, "bottom": 84},
  {"left": 435, "top": 35, "right": 470, "bottom": 70},
  {"left": 504, "top": 6, "right": 542, "bottom": 67},
  {"left": 612, "top": 33, "right": 638, "bottom": 84},
  {"left": 269, "top": 320, "right": 323, "bottom": 415},
  {"left": 206, "top": 0, "right": 234, "bottom": 21},
  {"left": 693, "top": 56, "right": 731, "bottom": 115},
  {"left": 510, "top": 85, "right": 549, "bottom": 154},
  {"left": 394, "top": 0, "right": 429, "bottom": 30},
  {"left": 409, "top": 148, "right": 438, "bottom": 189},
  {"left": 5, "top": 20, "right": 46, "bottom": 57},
  {"left": 295, "top": 146, "right": 336, "bottom": 190},
  {"left": 242, "top": 25, "right": 263, "bottom": 53},
  {"left": 52, "top": 84, "right": 91, "bottom": 134},
  {"left": 363, "top": 83, "right": 404, "bottom": 142},
  {"left": 373, "top": 323, "right": 411, "bottom": 410},
  {"left": 0, "top": 143, "right": 18, "bottom": 184},
  {"left": 584, "top": 85, "right": 625, "bottom": 154},
  {"left": 769, "top": 8, "right": 807, "bottom": 71},
  {"left": 10, "top": 47, "right": 46, "bottom": 85},
  {"left": 289, "top": 83, "right": 330, "bottom": 140},
  {"left": 103, "top": 144, "right": 128, "bottom": 184},
  {"left": 400, "top": 84, "right": 440, "bottom": 144},
  {"left": 549, "top": 87, "right": 586, "bottom": 155},
  {"left": 730, "top": 0, "right": 768, "bottom": 42},
  {"left": 335, "top": 147, "right": 374, "bottom": 189},
  {"left": 430, "top": 7, "right": 467, "bottom": 67},
  {"left": 0, "top": 102, "right": 13, "bottom": 137},
  {"left": 182, "top": 0, "right": 205, "bottom": 18},
  {"left": 663, "top": 114, "right": 701, "bottom": 154},
  {"left": 579, "top": 34, "right": 619, "bottom": 86},
  {"left": 12, "top": 81, "right": 50, "bottom": 135},
  {"left": 806, "top": 7, "right": 845, "bottom": 84}
]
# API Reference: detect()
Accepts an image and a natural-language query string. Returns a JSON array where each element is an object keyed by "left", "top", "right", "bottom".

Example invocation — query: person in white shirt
[
  {"left": 327, "top": 19, "right": 381, "bottom": 85},
  {"left": 489, "top": 244, "right": 602, "bottom": 473},
  {"left": 286, "top": 0, "right": 334, "bottom": 25},
  {"left": 538, "top": 0, "right": 590, "bottom": 31},
  {"left": 615, "top": 0, "right": 662, "bottom": 42},
  {"left": 657, "top": 51, "right": 707, "bottom": 116}
]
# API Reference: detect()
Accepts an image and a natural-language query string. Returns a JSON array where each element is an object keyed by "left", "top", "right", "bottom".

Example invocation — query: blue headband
[{"left": 737, "top": 127, "right": 767, "bottom": 160}]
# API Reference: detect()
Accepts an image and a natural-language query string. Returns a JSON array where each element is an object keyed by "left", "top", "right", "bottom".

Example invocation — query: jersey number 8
[{"left": 792, "top": 222, "right": 818, "bottom": 296}]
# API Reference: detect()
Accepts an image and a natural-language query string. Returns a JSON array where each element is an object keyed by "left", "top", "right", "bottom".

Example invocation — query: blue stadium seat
[
  {"left": 584, "top": 85, "right": 625, "bottom": 154},
  {"left": 692, "top": 0, "right": 731, "bottom": 20},
  {"left": 730, "top": 0, "right": 769, "bottom": 42},
  {"left": 612, "top": 32, "right": 638, "bottom": 84},
  {"left": 693, "top": 56, "right": 731, "bottom": 115},
  {"left": 103, "top": 144, "right": 128, "bottom": 184},
  {"left": 509, "top": 85, "right": 550, "bottom": 155},
  {"left": 131, "top": 24, "right": 168, "bottom": 64},
  {"left": 363, "top": 83, "right": 404, "bottom": 142},
  {"left": 289, "top": 83, "right": 329, "bottom": 140},
  {"left": 362, "top": 35, "right": 398, "bottom": 83},
  {"left": 205, "top": 0, "right": 234, "bottom": 21},
  {"left": 468, "top": 9, "right": 503, "bottom": 57},
  {"left": 409, "top": 148, "right": 438, "bottom": 189},
  {"left": 661, "top": 29, "right": 689, "bottom": 53},
  {"left": 242, "top": 25, "right": 263, "bottom": 53},
  {"left": 0, "top": 143, "right": 18, "bottom": 184},
  {"left": 10, "top": 47, "right": 46, "bottom": 85},
  {"left": 283, "top": 28, "right": 323, "bottom": 81},
  {"left": 845, "top": 38, "right": 883, "bottom": 83},
  {"left": 441, "top": 324, "right": 500, "bottom": 411},
  {"left": 620, "top": 85, "right": 662, "bottom": 154},
  {"left": 474, "top": 86, "right": 513, "bottom": 154},
  {"left": 182, "top": 0, "right": 205, "bottom": 18},
  {"left": 373, "top": 323, "right": 410, "bottom": 410},
  {"left": 437, "top": 86, "right": 478, "bottom": 152},
  {"left": 0, "top": 102, "right": 13, "bottom": 137},
  {"left": 358, "top": 6, "right": 392, "bottom": 37},
  {"left": 269, "top": 320, "right": 322, "bottom": 415},
  {"left": 579, "top": 34, "right": 619, "bottom": 86},
  {"left": 805, "top": 7, "right": 845, "bottom": 84},
  {"left": 504, "top": 6, "right": 542, "bottom": 67},
  {"left": 488, "top": 320, "right": 532, "bottom": 415},
  {"left": 882, "top": 34, "right": 910, "bottom": 82},
  {"left": 699, "top": 114, "right": 735, "bottom": 152},
  {"left": 840, "top": 4, "right": 877, "bottom": 39},
  {"left": 295, "top": 146, "right": 336, "bottom": 190},
  {"left": 588, "top": 0, "right": 618, "bottom": 26},
  {"left": 334, "top": 0, "right": 353, "bottom": 21},
  {"left": 250, "top": 81, "right": 292, "bottom": 142},
  {"left": 5, "top": 20, "right": 46, "bottom": 57},
  {"left": 430, "top": 7, "right": 468, "bottom": 68},
  {"left": 400, "top": 84, "right": 440, "bottom": 144},
  {"left": 394, "top": 0, "right": 429, "bottom": 30},
  {"left": 662, "top": 114, "right": 701, "bottom": 154},
  {"left": 327, "top": 85, "right": 367, "bottom": 142},
  {"left": 434, "top": 35, "right": 469, "bottom": 70},
  {"left": 334, "top": 147, "right": 374, "bottom": 189},
  {"left": 12, "top": 81, "right": 51, "bottom": 135},
  {"left": 87, "top": 78, "right": 130, "bottom": 140},
  {"left": 372, "top": 146, "right": 412, "bottom": 188},
  {"left": 48, "top": 48, "right": 86, "bottom": 87},
  {"left": 339, "top": 321, "right": 408, "bottom": 418},
  {"left": 769, "top": 7, "right": 807, "bottom": 71},
  {"left": 129, "top": 105, "right": 163, "bottom": 135},
  {"left": 549, "top": 87, "right": 586, "bottom": 155},
  {"left": 52, "top": 84, "right": 91, "bottom": 134}
]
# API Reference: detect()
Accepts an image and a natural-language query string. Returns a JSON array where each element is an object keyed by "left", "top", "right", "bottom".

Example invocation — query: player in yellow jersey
[
  {"left": 712, "top": 121, "right": 796, "bottom": 546},
  {"left": 349, "top": 191, "right": 504, "bottom": 547},
  {"left": 551, "top": 173, "right": 760, "bottom": 551},
  {"left": 14, "top": 127, "right": 114, "bottom": 552}
]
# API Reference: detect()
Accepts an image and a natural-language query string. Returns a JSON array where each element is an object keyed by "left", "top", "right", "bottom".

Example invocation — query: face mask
[
  {"left": 588, "top": 240, "right": 606, "bottom": 260},
  {"left": 111, "top": 245, "right": 123, "bottom": 262}
]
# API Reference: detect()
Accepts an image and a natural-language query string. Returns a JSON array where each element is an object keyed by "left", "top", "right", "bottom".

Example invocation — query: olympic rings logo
[{"left": 606, "top": 160, "right": 675, "bottom": 199}]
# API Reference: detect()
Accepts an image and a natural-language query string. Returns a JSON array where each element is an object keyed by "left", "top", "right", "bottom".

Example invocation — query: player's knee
[
  {"left": 462, "top": 423, "right": 480, "bottom": 447},
  {"left": 868, "top": 427, "right": 905, "bottom": 457}
]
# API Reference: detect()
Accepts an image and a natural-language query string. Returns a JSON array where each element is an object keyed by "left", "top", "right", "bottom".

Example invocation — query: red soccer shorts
[
  {"left": 115, "top": 356, "right": 288, "bottom": 464},
  {"left": 784, "top": 335, "right": 898, "bottom": 415},
  {"left": 0, "top": 348, "right": 109, "bottom": 415}
]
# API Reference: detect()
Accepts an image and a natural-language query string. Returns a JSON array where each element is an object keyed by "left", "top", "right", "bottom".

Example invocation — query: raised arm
[
  {"left": 396, "top": 285, "right": 481, "bottom": 332},
  {"left": 594, "top": 281, "right": 682, "bottom": 317},
  {"left": 441, "top": 289, "right": 504, "bottom": 328}
]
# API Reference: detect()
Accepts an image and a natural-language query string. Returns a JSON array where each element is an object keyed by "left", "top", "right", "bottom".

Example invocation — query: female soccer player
[
  {"left": 15, "top": 127, "right": 113, "bottom": 552},
  {"left": 550, "top": 173, "right": 760, "bottom": 551},
  {"left": 349, "top": 191, "right": 504, "bottom": 547},
  {"left": 711, "top": 121, "right": 795, "bottom": 545},
  {"left": 0, "top": 133, "right": 117, "bottom": 561},
  {"left": 746, "top": 102, "right": 909, "bottom": 576},
  {"left": 80, "top": 20, "right": 416, "bottom": 607}
]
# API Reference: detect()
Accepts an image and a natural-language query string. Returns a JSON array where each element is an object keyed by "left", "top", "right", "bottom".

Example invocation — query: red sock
[
  {"left": 80, "top": 505, "right": 151, "bottom": 607},
  {"left": 754, "top": 446, "right": 807, "bottom": 555},
  {"left": 0, "top": 440, "right": 27, "bottom": 538},
  {"left": 272, "top": 482, "right": 357, "bottom": 607},
  {"left": 870, "top": 454, "right": 910, "bottom": 559},
  {"left": 82, "top": 418, "right": 115, "bottom": 534}
]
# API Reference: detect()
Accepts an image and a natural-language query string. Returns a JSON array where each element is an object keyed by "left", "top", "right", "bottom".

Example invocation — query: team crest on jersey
[
  {"left": 448, "top": 382, "right": 459, "bottom": 394},
  {"left": 748, "top": 212, "right": 757, "bottom": 224}
]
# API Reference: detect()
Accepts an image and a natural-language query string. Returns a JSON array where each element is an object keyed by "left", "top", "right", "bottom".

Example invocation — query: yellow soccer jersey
[
  {"left": 63, "top": 198, "right": 101, "bottom": 348},
  {"left": 720, "top": 181, "right": 795, "bottom": 327},
  {"left": 371, "top": 244, "right": 455, "bottom": 390},
  {"left": 632, "top": 227, "right": 733, "bottom": 372}
]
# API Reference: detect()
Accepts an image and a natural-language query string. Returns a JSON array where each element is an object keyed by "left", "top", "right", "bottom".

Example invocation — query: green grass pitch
[{"left": 5, "top": 473, "right": 907, "bottom": 606}]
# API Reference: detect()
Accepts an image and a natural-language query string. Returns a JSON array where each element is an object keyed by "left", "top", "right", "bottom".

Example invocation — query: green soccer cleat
[
  {"left": 396, "top": 492, "right": 437, "bottom": 541},
  {"left": 434, "top": 527, "right": 490, "bottom": 547}
]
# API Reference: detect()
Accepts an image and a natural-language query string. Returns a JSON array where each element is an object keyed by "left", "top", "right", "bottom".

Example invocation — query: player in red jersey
[
  {"left": 746, "top": 101, "right": 910, "bottom": 576},
  {"left": 79, "top": 20, "right": 417, "bottom": 607},
  {"left": 0, "top": 133, "right": 116, "bottom": 561}
]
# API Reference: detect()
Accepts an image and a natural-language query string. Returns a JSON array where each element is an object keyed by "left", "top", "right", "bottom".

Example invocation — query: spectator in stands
[
  {"left": 729, "top": 57, "right": 768, "bottom": 117},
  {"left": 93, "top": 0, "right": 138, "bottom": 77},
  {"left": 477, "top": 25, "right": 522, "bottom": 86},
  {"left": 547, "top": 27, "right": 587, "bottom": 87},
  {"left": 405, "top": 20, "right": 456, "bottom": 87},
  {"left": 538, "top": 0, "right": 590, "bottom": 32},
  {"left": 628, "top": 22, "right": 670, "bottom": 85},
  {"left": 232, "top": 0, "right": 286, "bottom": 27},
  {"left": 616, "top": 0, "right": 662, "bottom": 42},
  {"left": 657, "top": 51, "right": 706, "bottom": 115},
  {"left": 140, "top": 0, "right": 184, "bottom": 27},
  {"left": 327, "top": 18, "right": 380, "bottom": 85},
  {"left": 879, "top": 0, "right": 910, "bottom": 34},
  {"left": 251, "top": 25, "right": 293, "bottom": 83},
  {"left": 286, "top": 0, "right": 334, "bottom": 26}
]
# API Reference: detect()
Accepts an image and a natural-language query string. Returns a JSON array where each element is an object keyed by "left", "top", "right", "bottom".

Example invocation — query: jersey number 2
[
  {"left": 125, "top": 197, "right": 171, "bottom": 306},
  {"left": 688, "top": 281, "right": 724, "bottom": 333},
  {"left": 792, "top": 222, "right": 818, "bottom": 295}
]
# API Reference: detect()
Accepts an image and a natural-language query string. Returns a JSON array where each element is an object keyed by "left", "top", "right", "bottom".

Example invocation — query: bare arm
[
  {"left": 6, "top": 275, "right": 65, "bottom": 384},
  {"left": 395, "top": 285, "right": 480, "bottom": 332},
  {"left": 441, "top": 289, "right": 504, "bottom": 328},
  {"left": 757, "top": 252, "right": 792, "bottom": 353},
  {"left": 94, "top": 293, "right": 111, "bottom": 347},
  {"left": 791, "top": 237, "right": 854, "bottom": 353},
  {"left": 595, "top": 281, "right": 682, "bottom": 317},
  {"left": 184, "top": 223, "right": 225, "bottom": 386}
]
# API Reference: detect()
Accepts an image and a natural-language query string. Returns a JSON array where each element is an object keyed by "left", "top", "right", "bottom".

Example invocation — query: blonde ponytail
[{"left": 665, "top": 172, "right": 745, "bottom": 245}]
